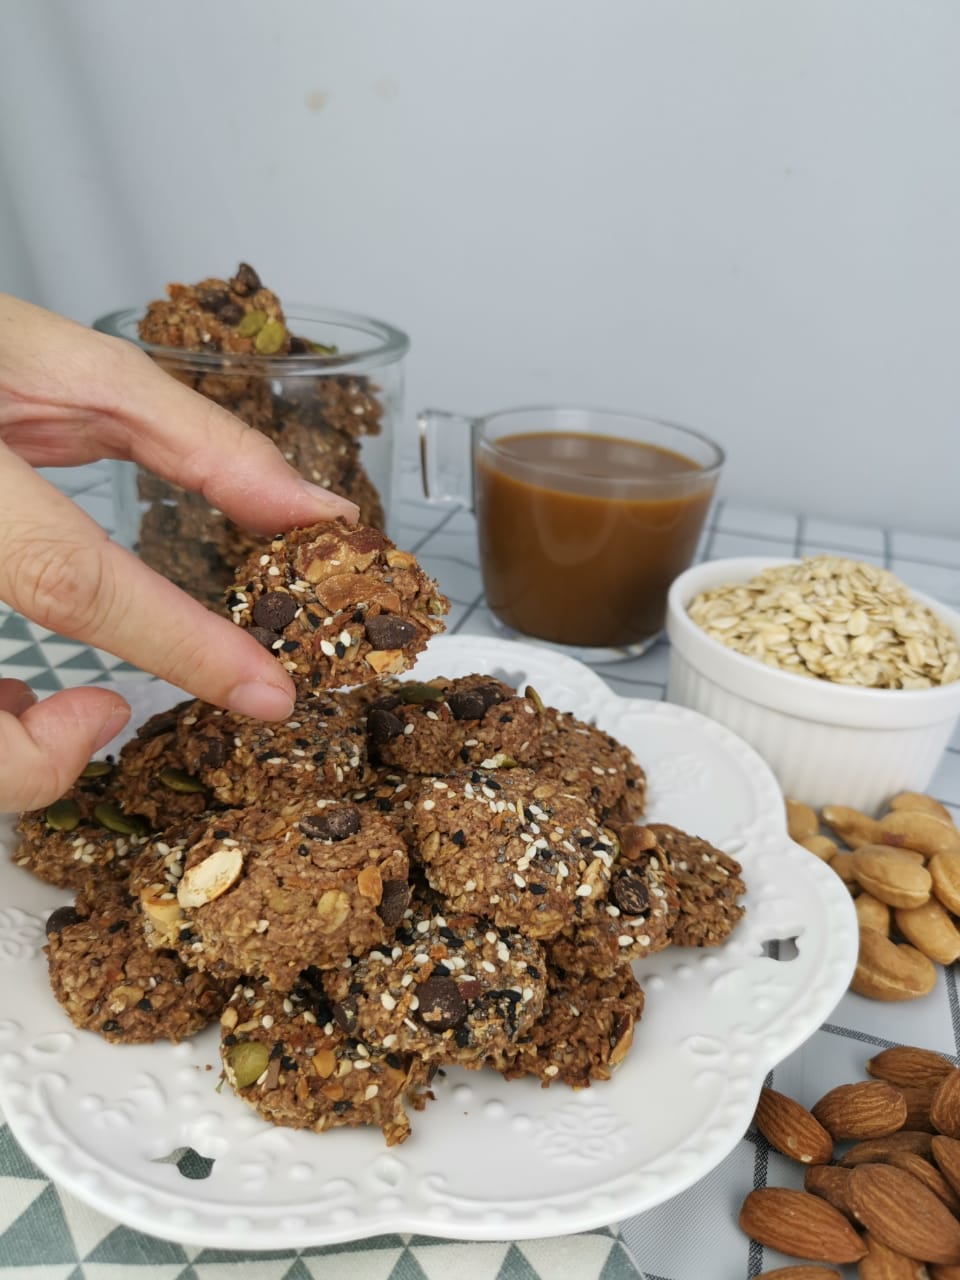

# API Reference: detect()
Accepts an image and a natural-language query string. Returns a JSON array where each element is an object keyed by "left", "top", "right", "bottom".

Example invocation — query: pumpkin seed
[
  {"left": 236, "top": 309, "right": 267, "bottom": 338},
  {"left": 226, "top": 1041, "right": 270, "bottom": 1089},
  {"left": 158, "top": 766, "right": 205, "bottom": 794},
  {"left": 254, "top": 320, "right": 286, "bottom": 355},
  {"left": 45, "top": 798, "right": 81, "bottom": 832}
]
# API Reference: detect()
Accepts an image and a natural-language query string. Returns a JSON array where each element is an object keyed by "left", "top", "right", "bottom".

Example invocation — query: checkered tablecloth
[{"left": 1, "top": 459, "right": 959, "bottom": 1280}]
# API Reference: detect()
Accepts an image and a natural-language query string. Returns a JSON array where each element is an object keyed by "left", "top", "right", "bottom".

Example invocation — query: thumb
[{"left": 0, "top": 687, "right": 131, "bottom": 812}]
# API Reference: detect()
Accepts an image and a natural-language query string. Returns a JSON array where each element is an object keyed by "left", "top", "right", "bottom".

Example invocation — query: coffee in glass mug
[{"left": 419, "top": 406, "right": 724, "bottom": 659}]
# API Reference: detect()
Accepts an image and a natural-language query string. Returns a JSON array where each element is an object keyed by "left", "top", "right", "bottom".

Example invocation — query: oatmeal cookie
[
  {"left": 139, "top": 262, "right": 293, "bottom": 357},
  {"left": 410, "top": 769, "right": 617, "bottom": 940},
  {"left": 175, "top": 694, "right": 369, "bottom": 809},
  {"left": 547, "top": 824, "right": 679, "bottom": 978},
  {"left": 14, "top": 763, "right": 150, "bottom": 888},
  {"left": 537, "top": 705, "right": 647, "bottom": 822},
  {"left": 366, "top": 674, "right": 540, "bottom": 774},
  {"left": 226, "top": 520, "right": 448, "bottom": 692},
  {"left": 111, "top": 706, "right": 212, "bottom": 830},
  {"left": 495, "top": 963, "right": 645, "bottom": 1088},
  {"left": 44, "top": 879, "right": 231, "bottom": 1044},
  {"left": 646, "top": 822, "right": 746, "bottom": 947},
  {"left": 136, "top": 802, "right": 411, "bottom": 987},
  {"left": 323, "top": 905, "right": 546, "bottom": 1067},
  {"left": 220, "top": 974, "right": 429, "bottom": 1146}
]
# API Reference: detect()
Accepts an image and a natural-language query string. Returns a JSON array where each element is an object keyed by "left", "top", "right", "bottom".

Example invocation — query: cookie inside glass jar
[{"left": 97, "top": 266, "right": 408, "bottom": 611}]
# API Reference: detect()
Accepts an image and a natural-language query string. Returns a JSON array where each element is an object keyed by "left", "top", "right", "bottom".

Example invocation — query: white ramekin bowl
[{"left": 665, "top": 557, "right": 960, "bottom": 812}]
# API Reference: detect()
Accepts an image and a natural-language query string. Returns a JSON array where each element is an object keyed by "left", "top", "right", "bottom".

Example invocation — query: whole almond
[
  {"left": 885, "top": 1149, "right": 960, "bottom": 1212},
  {"left": 804, "top": 1163, "right": 856, "bottom": 1218},
  {"left": 931, "top": 1071, "right": 960, "bottom": 1138},
  {"left": 888, "top": 792, "right": 955, "bottom": 825},
  {"left": 757, "top": 1269, "right": 842, "bottom": 1280},
  {"left": 895, "top": 899, "right": 960, "bottom": 966},
  {"left": 856, "top": 892, "right": 892, "bottom": 935},
  {"left": 848, "top": 1163, "right": 960, "bottom": 1264},
  {"left": 850, "top": 846, "right": 932, "bottom": 909},
  {"left": 930, "top": 854, "right": 960, "bottom": 916},
  {"left": 878, "top": 810, "right": 960, "bottom": 860},
  {"left": 851, "top": 930, "right": 938, "bottom": 1003},
  {"left": 867, "top": 1047, "right": 956, "bottom": 1089},
  {"left": 787, "top": 798, "right": 820, "bottom": 842},
  {"left": 812, "top": 1081, "right": 908, "bottom": 1140},
  {"left": 754, "top": 1087, "right": 834, "bottom": 1165},
  {"left": 858, "top": 1230, "right": 930, "bottom": 1279},
  {"left": 840, "top": 1132, "right": 936, "bottom": 1167},
  {"left": 821, "top": 804, "right": 883, "bottom": 848},
  {"left": 932, "top": 1135, "right": 960, "bottom": 1197},
  {"left": 739, "top": 1187, "right": 867, "bottom": 1263}
]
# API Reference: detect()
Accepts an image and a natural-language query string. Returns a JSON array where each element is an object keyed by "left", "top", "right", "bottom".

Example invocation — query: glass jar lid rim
[{"left": 93, "top": 304, "right": 409, "bottom": 370}]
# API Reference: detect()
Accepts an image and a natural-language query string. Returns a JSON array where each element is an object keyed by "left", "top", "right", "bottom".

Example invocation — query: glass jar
[{"left": 94, "top": 306, "right": 409, "bottom": 612}]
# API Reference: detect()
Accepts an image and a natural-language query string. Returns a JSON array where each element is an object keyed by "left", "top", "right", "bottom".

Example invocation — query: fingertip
[
  {"left": 297, "top": 481, "right": 361, "bottom": 526},
  {"left": 225, "top": 680, "right": 296, "bottom": 721}
]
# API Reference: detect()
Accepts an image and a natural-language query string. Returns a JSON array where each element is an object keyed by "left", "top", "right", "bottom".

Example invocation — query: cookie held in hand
[{"left": 227, "top": 520, "right": 449, "bottom": 692}]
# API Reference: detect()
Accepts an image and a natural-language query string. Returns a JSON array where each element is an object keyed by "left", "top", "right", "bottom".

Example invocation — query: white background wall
[{"left": 0, "top": 0, "right": 957, "bottom": 534}]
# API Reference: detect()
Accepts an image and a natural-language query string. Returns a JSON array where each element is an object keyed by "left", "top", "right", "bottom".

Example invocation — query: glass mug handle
[{"left": 417, "top": 409, "right": 480, "bottom": 509}]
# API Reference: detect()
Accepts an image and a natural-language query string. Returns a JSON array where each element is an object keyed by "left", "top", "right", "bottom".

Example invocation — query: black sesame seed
[
  {"left": 280, "top": 1056, "right": 297, "bottom": 1072},
  {"left": 332, "top": 1100, "right": 353, "bottom": 1114},
  {"left": 136, "top": 997, "right": 153, "bottom": 1011},
  {"left": 454, "top": 1025, "right": 470, "bottom": 1048},
  {"left": 525, "top": 965, "right": 541, "bottom": 978},
  {"left": 431, "top": 962, "right": 451, "bottom": 978},
  {"left": 528, "top": 884, "right": 548, "bottom": 895},
  {"left": 223, "top": 1033, "right": 238, "bottom": 1046},
  {"left": 281, "top": 640, "right": 300, "bottom": 653},
  {"left": 102, "top": 1019, "right": 120, "bottom": 1032},
  {"left": 458, "top": 747, "right": 470, "bottom": 762},
  {"left": 298, "top": 843, "right": 310, "bottom": 857},
  {"left": 107, "top": 919, "right": 128, "bottom": 934},
  {"left": 213, "top": 828, "right": 230, "bottom": 839},
  {"left": 385, "top": 1052, "right": 402, "bottom": 1069},
  {"left": 451, "top": 829, "right": 465, "bottom": 847},
  {"left": 305, "top": 612, "right": 321, "bottom": 629}
]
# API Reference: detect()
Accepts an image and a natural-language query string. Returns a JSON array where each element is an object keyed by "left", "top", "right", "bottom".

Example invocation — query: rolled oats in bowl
[{"left": 686, "top": 556, "right": 960, "bottom": 691}]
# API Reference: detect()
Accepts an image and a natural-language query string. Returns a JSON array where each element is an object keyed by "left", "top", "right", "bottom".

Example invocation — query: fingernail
[
  {"left": 226, "top": 681, "right": 295, "bottom": 721},
  {"left": 93, "top": 705, "right": 131, "bottom": 751},
  {"left": 10, "top": 687, "right": 38, "bottom": 717},
  {"left": 299, "top": 480, "right": 360, "bottom": 524}
]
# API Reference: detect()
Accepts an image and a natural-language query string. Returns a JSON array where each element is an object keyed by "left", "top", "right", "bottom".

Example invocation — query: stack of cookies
[
  {"left": 16, "top": 521, "right": 746, "bottom": 1147},
  {"left": 136, "top": 263, "right": 388, "bottom": 609}
]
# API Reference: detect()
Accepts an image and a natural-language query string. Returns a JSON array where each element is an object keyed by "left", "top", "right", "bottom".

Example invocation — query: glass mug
[{"left": 419, "top": 405, "right": 724, "bottom": 661}]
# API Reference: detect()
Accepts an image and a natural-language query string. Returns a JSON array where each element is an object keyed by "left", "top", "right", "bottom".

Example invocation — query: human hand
[{"left": 0, "top": 293, "right": 359, "bottom": 812}]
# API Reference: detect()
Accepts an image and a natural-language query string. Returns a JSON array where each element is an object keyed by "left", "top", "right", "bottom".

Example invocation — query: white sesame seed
[{"left": 381, "top": 992, "right": 397, "bottom": 1011}]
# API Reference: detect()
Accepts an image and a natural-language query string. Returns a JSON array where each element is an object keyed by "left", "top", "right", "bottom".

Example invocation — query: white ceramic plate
[{"left": 0, "top": 635, "right": 857, "bottom": 1249}]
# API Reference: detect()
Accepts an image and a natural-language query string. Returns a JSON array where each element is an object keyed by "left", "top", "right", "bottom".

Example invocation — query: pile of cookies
[
  {"left": 136, "top": 262, "right": 388, "bottom": 609},
  {"left": 17, "top": 521, "right": 746, "bottom": 1147}
]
